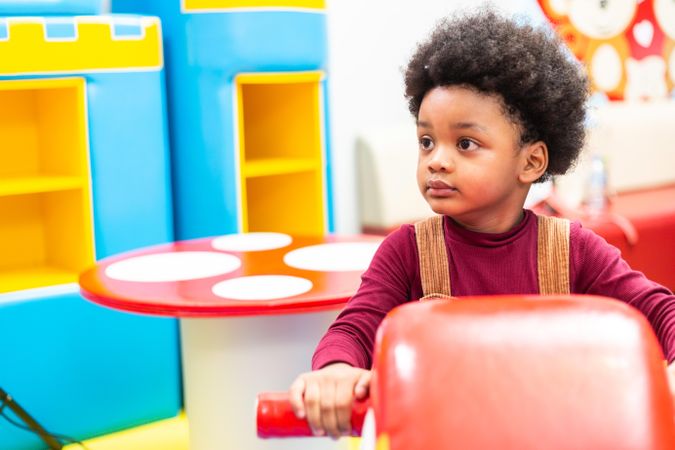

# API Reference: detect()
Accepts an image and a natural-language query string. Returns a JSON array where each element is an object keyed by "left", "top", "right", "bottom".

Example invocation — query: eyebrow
[{"left": 417, "top": 120, "right": 489, "bottom": 134}]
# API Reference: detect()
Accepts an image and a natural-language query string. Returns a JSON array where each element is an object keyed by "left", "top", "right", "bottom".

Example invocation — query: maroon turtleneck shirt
[{"left": 312, "top": 210, "right": 675, "bottom": 369}]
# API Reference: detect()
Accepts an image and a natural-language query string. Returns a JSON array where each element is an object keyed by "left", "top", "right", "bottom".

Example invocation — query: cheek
[
  {"left": 416, "top": 156, "right": 427, "bottom": 178},
  {"left": 456, "top": 165, "right": 499, "bottom": 194},
  {"left": 463, "top": 163, "right": 516, "bottom": 196},
  {"left": 416, "top": 165, "right": 425, "bottom": 189}
]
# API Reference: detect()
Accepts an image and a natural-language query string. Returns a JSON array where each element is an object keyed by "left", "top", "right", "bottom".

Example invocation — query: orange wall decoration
[{"left": 537, "top": 0, "right": 675, "bottom": 101}]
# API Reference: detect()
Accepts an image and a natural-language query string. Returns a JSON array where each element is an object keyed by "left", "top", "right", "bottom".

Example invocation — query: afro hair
[{"left": 404, "top": 9, "right": 589, "bottom": 182}]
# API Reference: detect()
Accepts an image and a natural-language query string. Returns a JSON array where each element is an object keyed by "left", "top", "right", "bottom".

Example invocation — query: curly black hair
[{"left": 404, "top": 9, "right": 589, "bottom": 182}]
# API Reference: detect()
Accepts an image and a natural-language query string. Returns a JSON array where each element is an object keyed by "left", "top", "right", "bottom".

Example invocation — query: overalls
[{"left": 414, "top": 215, "right": 570, "bottom": 299}]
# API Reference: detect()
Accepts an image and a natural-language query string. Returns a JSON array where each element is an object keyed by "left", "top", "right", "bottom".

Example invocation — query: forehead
[{"left": 418, "top": 86, "right": 512, "bottom": 125}]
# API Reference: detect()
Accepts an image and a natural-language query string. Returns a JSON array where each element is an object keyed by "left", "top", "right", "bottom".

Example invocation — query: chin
[{"left": 427, "top": 203, "right": 456, "bottom": 217}]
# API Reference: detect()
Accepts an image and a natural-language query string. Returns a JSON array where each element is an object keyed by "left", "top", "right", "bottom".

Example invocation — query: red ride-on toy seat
[{"left": 258, "top": 295, "right": 675, "bottom": 449}]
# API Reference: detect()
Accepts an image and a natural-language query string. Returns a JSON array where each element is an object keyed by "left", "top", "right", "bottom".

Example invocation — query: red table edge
[{"left": 80, "top": 288, "right": 351, "bottom": 318}]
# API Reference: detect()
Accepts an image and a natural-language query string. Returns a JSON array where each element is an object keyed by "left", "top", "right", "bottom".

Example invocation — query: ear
[{"left": 518, "top": 141, "right": 548, "bottom": 184}]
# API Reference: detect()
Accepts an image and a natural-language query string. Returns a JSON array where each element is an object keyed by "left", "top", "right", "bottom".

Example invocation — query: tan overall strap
[
  {"left": 537, "top": 215, "right": 571, "bottom": 295},
  {"left": 414, "top": 215, "right": 451, "bottom": 298}
]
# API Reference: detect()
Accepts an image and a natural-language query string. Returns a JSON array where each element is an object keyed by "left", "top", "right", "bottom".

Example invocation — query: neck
[{"left": 452, "top": 209, "right": 525, "bottom": 234}]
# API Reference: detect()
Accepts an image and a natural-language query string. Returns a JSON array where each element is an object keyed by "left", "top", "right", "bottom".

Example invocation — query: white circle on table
[
  {"left": 283, "top": 242, "right": 381, "bottom": 272},
  {"left": 105, "top": 251, "right": 241, "bottom": 282},
  {"left": 212, "top": 275, "right": 313, "bottom": 300},
  {"left": 211, "top": 232, "right": 292, "bottom": 252}
]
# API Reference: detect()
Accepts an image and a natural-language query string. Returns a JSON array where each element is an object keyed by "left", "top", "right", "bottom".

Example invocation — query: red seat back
[{"left": 370, "top": 295, "right": 675, "bottom": 450}]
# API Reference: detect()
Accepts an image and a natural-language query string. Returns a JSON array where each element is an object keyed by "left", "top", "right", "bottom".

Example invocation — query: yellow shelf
[
  {"left": 0, "top": 77, "right": 94, "bottom": 294},
  {"left": 246, "top": 171, "right": 325, "bottom": 234},
  {"left": 235, "top": 71, "right": 324, "bottom": 85},
  {"left": 0, "top": 175, "right": 84, "bottom": 197},
  {"left": 183, "top": 0, "right": 325, "bottom": 11},
  {"left": 0, "top": 266, "right": 78, "bottom": 294},
  {"left": 0, "top": 77, "right": 88, "bottom": 92},
  {"left": 236, "top": 70, "right": 326, "bottom": 234},
  {"left": 243, "top": 157, "right": 320, "bottom": 178}
]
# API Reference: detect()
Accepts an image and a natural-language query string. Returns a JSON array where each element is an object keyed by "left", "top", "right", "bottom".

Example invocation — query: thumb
[
  {"left": 289, "top": 376, "right": 307, "bottom": 419},
  {"left": 354, "top": 371, "right": 372, "bottom": 400}
]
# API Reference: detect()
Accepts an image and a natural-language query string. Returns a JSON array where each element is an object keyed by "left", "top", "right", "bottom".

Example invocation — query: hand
[{"left": 288, "top": 363, "right": 371, "bottom": 439}]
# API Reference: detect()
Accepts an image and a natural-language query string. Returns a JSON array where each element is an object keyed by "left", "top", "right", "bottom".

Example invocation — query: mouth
[{"left": 426, "top": 179, "right": 458, "bottom": 197}]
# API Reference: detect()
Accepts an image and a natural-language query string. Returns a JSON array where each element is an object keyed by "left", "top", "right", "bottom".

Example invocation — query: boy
[{"left": 289, "top": 9, "right": 675, "bottom": 438}]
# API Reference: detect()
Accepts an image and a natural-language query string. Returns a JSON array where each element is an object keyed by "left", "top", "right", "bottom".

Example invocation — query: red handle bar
[{"left": 256, "top": 392, "right": 371, "bottom": 438}]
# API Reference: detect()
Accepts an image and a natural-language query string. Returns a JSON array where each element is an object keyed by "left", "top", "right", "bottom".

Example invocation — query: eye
[
  {"left": 418, "top": 136, "right": 434, "bottom": 151},
  {"left": 457, "top": 138, "right": 478, "bottom": 152}
]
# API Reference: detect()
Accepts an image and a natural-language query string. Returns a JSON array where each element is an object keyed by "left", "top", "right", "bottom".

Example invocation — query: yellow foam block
[
  {"left": 183, "top": 0, "right": 325, "bottom": 11},
  {"left": 0, "top": 17, "right": 162, "bottom": 76},
  {"left": 64, "top": 414, "right": 189, "bottom": 450}
]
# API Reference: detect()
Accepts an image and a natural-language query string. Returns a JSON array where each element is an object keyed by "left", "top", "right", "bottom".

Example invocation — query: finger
[
  {"left": 304, "top": 380, "right": 324, "bottom": 436},
  {"left": 335, "top": 378, "right": 354, "bottom": 436},
  {"left": 354, "top": 371, "right": 372, "bottom": 400},
  {"left": 288, "top": 375, "right": 307, "bottom": 419},
  {"left": 319, "top": 379, "right": 340, "bottom": 439}
]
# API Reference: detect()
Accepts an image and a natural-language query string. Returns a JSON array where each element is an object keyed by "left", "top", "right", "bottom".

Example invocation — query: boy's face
[{"left": 416, "top": 86, "right": 537, "bottom": 233}]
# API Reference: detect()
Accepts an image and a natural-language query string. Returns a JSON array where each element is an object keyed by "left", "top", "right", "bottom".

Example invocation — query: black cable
[
  {"left": 0, "top": 390, "right": 90, "bottom": 450},
  {"left": 0, "top": 409, "right": 81, "bottom": 447}
]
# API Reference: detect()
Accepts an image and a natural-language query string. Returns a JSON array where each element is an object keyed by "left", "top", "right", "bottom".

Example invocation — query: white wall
[{"left": 325, "top": 0, "right": 546, "bottom": 232}]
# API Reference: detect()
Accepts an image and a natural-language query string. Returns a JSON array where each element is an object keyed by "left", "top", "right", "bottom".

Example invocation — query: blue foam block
[
  {"left": 0, "top": 288, "right": 181, "bottom": 450},
  {"left": 0, "top": 0, "right": 104, "bottom": 15}
]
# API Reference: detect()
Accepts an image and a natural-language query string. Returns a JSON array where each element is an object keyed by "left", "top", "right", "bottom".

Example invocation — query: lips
[
  {"left": 426, "top": 179, "right": 457, "bottom": 198},
  {"left": 427, "top": 179, "right": 454, "bottom": 190}
]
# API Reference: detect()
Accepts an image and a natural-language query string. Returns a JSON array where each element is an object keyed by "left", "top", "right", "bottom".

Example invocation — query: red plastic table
[
  {"left": 582, "top": 184, "right": 675, "bottom": 291},
  {"left": 79, "top": 232, "right": 383, "bottom": 450}
]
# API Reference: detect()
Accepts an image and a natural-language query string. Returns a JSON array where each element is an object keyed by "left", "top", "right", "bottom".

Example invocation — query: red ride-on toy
[{"left": 258, "top": 295, "right": 675, "bottom": 450}]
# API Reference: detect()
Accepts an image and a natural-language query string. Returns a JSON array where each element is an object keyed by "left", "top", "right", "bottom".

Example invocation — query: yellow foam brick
[
  {"left": 183, "top": 0, "right": 325, "bottom": 10},
  {"left": 64, "top": 414, "right": 190, "bottom": 450},
  {"left": 0, "top": 18, "right": 162, "bottom": 76}
]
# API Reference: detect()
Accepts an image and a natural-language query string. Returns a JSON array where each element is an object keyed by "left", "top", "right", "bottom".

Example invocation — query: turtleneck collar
[{"left": 443, "top": 209, "right": 534, "bottom": 248}]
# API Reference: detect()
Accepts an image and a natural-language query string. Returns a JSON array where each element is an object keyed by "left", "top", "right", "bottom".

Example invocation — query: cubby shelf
[
  {"left": 236, "top": 71, "right": 327, "bottom": 234},
  {"left": 0, "top": 266, "right": 78, "bottom": 294},
  {"left": 0, "top": 175, "right": 84, "bottom": 197},
  {"left": 243, "top": 157, "right": 320, "bottom": 178},
  {"left": 0, "top": 77, "right": 93, "bottom": 294}
]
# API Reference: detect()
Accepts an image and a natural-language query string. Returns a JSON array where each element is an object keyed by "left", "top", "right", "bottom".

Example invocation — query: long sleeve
[
  {"left": 312, "top": 214, "right": 675, "bottom": 369},
  {"left": 571, "top": 223, "right": 675, "bottom": 362},
  {"left": 312, "top": 226, "right": 420, "bottom": 370}
]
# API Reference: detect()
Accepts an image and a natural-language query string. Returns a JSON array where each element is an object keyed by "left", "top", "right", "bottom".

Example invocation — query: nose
[{"left": 427, "top": 146, "right": 454, "bottom": 173}]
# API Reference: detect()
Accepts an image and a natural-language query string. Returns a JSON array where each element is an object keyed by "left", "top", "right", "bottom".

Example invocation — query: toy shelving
[
  {"left": 112, "top": 0, "right": 332, "bottom": 238},
  {"left": 0, "top": 77, "right": 93, "bottom": 293},
  {"left": 0, "top": 14, "right": 179, "bottom": 450},
  {"left": 236, "top": 71, "right": 326, "bottom": 233}
]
